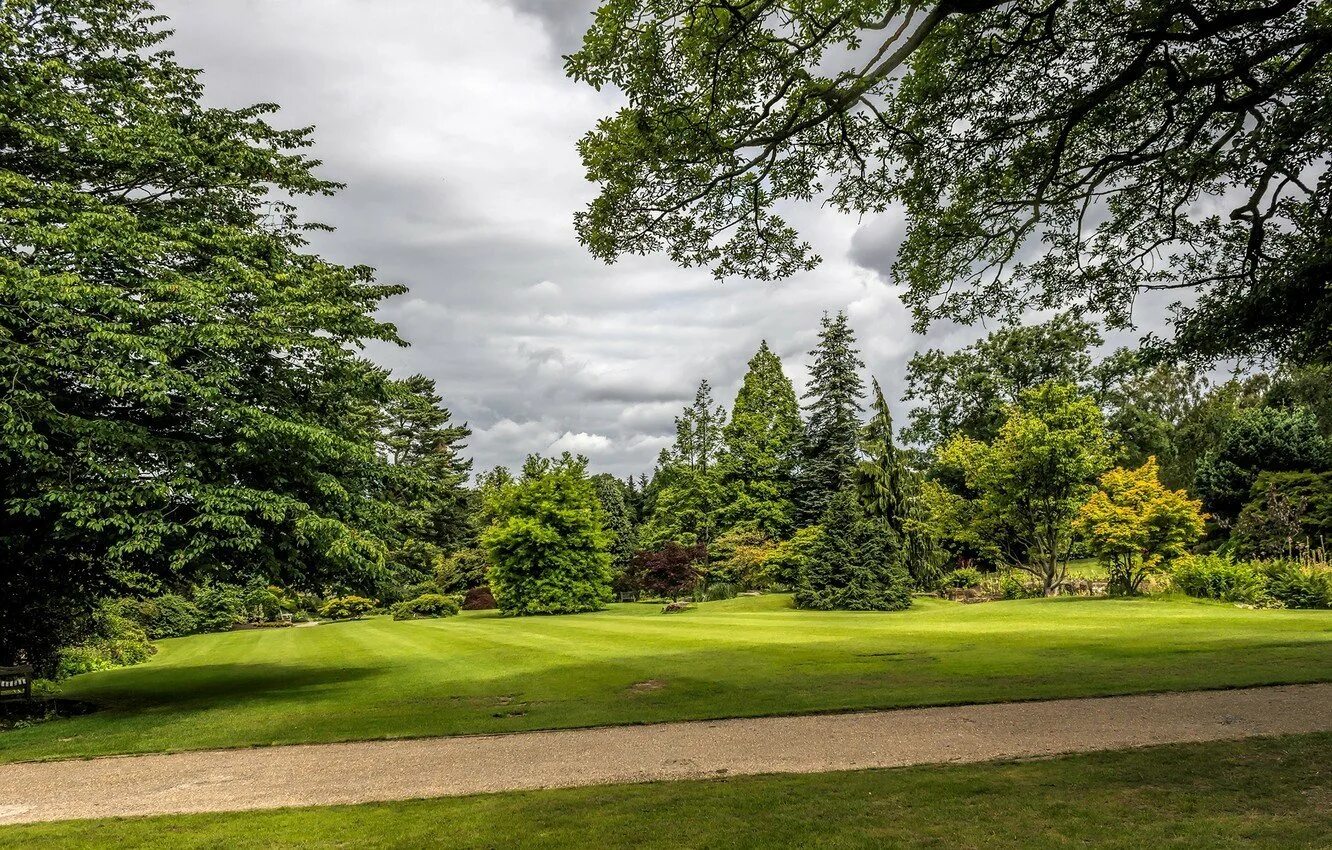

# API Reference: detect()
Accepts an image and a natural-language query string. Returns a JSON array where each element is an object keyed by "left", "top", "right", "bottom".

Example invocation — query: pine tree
[
  {"left": 796, "top": 312, "right": 866, "bottom": 525},
  {"left": 719, "top": 341, "right": 803, "bottom": 538},
  {"left": 857, "top": 379, "right": 942, "bottom": 586},
  {"left": 794, "top": 489, "right": 912, "bottom": 611},
  {"left": 592, "top": 473, "right": 637, "bottom": 575},
  {"left": 641, "top": 380, "right": 728, "bottom": 550}
]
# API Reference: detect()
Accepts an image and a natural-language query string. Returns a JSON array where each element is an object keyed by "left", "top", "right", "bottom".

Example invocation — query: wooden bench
[{"left": 0, "top": 665, "right": 32, "bottom": 701}]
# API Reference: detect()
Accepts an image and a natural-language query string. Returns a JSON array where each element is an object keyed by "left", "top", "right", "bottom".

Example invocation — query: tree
[
  {"left": 795, "top": 312, "right": 866, "bottom": 524},
  {"left": 592, "top": 473, "right": 637, "bottom": 575},
  {"left": 903, "top": 314, "right": 1104, "bottom": 448},
  {"left": 795, "top": 489, "right": 912, "bottom": 611},
  {"left": 481, "top": 454, "right": 614, "bottom": 615},
  {"left": 1194, "top": 407, "right": 1331, "bottom": 523},
  {"left": 1232, "top": 472, "right": 1332, "bottom": 559},
  {"left": 940, "top": 383, "right": 1112, "bottom": 595},
  {"left": 0, "top": 1, "right": 405, "bottom": 672},
  {"left": 1074, "top": 458, "right": 1206, "bottom": 595},
  {"left": 718, "top": 341, "right": 803, "bottom": 538},
  {"left": 857, "top": 379, "right": 940, "bottom": 585},
  {"left": 569, "top": 0, "right": 1331, "bottom": 364},
  {"left": 640, "top": 380, "right": 728, "bottom": 549},
  {"left": 630, "top": 542, "right": 706, "bottom": 600}
]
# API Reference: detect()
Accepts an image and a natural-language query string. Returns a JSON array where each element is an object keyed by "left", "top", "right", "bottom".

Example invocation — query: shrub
[
  {"left": 56, "top": 606, "right": 156, "bottom": 679},
  {"left": 708, "top": 529, "right": 776, "bottom": 590},
  {"left": 462, "top": 585, "right": 497, "bottom": 610},
  {"left": 319, "top": 595, "right": 376, "bottom": 620},
  {"left": 997, "top": 571, "right": 1041, "bottom": 599},
  {"left": 390, "top": 593, "right": 461, "bottom": 621},
  {"left": 695, "top": 581, "right": 738, "bottom": 602},
  {"left": 940, "top": 567, "right": 984, "bottom": 589},
  {"left": 107, "top": 593, "right": 202, "bottom": 639},
  {"left": 631, "top": 542, "right": 706, "bottom": 600},
  {"left": 1171, "top": 555, "right": 1269, "bottom": 604},
  {"left": 193, "top": 582, "right": 246, "bottom": 632},
  {"left": 764, "top": 526, "right": 823, "bottom": 588},
  {"left": 1263, "top": 561, "right": 1332, "bottom": 609}
]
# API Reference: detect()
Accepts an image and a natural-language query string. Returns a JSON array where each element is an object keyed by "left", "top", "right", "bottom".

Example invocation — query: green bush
[
  {"left": 997, "top": 571, "right": 1041, "bottom": 599},
  {"left": 1263, "top": 561, "right": 1332, "bottom": 609},
  {"left": 56, "top": 607, "right": 156, "bottom": 679},
  {"left": 940, "top": 567, "right": 984, "bottom": 589},
  {"left": 110, "top": 593, "right": 201, "bottom": 639},
  {"left": 193, "top": 583, "right": 246, "bottom": 632},
  {"left": 319, "top": 595, "right": 376, "bottom": 620},
  {"left": 390, "top": 593, "right": 461, "bottom": 621},
  {"left": 696, "top": 581, "right": 739, "bottom": 602},
  {"left": 1171, "top": 555, "right": 1269, "bottom": 604}
]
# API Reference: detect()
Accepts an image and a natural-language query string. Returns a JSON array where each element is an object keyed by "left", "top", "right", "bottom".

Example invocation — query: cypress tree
[
  {"left": 796, "top": 312, "right": 866, "bottom": 525},
  {"left": 719, "top": 341, "right": 803, "bottom": 538}
]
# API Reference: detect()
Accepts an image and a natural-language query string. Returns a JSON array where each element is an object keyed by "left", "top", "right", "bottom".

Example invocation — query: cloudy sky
[{"left": 157, "top": 0, "right": 1149, "bottom": 477}]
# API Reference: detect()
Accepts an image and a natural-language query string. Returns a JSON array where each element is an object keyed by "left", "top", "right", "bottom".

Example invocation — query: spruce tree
[
  {"left": 794, "top": 489, "right": 912, "bottom": 611},
  {"left": 857, "top": 379, "right": 942, "bottom": 586},
  {"left": 592, "top": 473, "right": 637, "bottom": 575},
  {"left": 719, "top": 341, "right": 803, "bottom": 538},
  {"left": 796, "top": 312, "right": 866, "bottom": 525}
]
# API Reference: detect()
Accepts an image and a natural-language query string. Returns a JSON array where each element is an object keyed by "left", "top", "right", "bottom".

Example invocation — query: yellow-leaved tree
[{"left": 1075, "top": 458, "right": 1206, "bottom": 595}]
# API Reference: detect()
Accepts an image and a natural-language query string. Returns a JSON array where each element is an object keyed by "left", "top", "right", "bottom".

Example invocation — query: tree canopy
[{"left": 568, "top": 0, "right": 1331, "bottom": 364}]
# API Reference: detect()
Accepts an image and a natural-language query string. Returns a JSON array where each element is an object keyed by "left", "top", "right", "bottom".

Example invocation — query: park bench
[{"left": 0, "top": 665, "right": 32, "bottom": 701}]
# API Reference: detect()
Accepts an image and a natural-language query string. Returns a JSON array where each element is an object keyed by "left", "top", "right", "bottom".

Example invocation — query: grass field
[
  {"left": 4, "top": 732, "right": 1329, "bottom": 848},
  {"left": 3, "top": 593, "right": 1331, "bottom": 764}
]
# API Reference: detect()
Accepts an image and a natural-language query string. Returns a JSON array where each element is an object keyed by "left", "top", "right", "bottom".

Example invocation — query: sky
[{"left": 157, "top": 0, "right": 1163, "bottom": 478}]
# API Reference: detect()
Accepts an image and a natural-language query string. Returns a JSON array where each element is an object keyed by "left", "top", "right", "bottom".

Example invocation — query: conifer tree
[
  {"left": 794, "top": 489, "right": 912, "bottom": 611},
  {"left": 857, "top": 380, "right": 943, "bottom": 586},
  {"left": 592, "top": 473, "right": 637, "bottom": 575},
  {"left": 641, "top": 380, "right": 728, "bottom": 550},
  {"left": 795, "top": 313, "right": 866, "bottom": 525},
  {"left": 719, "top": 341, "right": 803, "bottom": 538}
]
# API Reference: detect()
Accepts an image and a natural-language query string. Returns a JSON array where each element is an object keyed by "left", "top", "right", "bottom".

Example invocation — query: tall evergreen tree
[
  {"left": 592, "top": 473, "right": 637, "bottom": 575},
  {"left": 641, "top": 380, "right": 728, "bottom": 550},
  {"left": 794, "top": 489, "right": 913, "bottom": 611},
  {"left": 719, "top": 341, "right": 802, "bottom": 538},
  {"left": 796, "top": 313, "right": 866, "bottom": 525},
  {"left": 857, "top": 380, "right": 941, "bottom": 585}
]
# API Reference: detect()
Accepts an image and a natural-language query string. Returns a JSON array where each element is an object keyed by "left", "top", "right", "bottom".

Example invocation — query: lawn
[
  {"left": 3, "top": 594, "right": 1331, "bottom": 764},
  {"left": 4, "top": 732, "right": 1330, "bottom": 848}
]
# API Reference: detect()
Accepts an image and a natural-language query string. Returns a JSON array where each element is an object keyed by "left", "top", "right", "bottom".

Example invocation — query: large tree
[
  {"left": 481, "top": 453, "right": 614, "bottom": 616},
  {"left": 939, "top": 383, "right": 1113, "bottom": 595},
  {"left": 0, "top": 1, "right": 405, "bottom": 670},
  {"left": 640, "top": 380, "right": 729, "bottom": 549},
  {"left": 568, "top": 0, "right": 1331, "bottom": 364},
  {"left": 718, "top": 340, "right": 803, "bottom": 537},
  {"left": 796, "top": 312, "right": 866, "bottom": 524},
  {"left": 795, "top": 488, "right": 913, "bottom": 611}
]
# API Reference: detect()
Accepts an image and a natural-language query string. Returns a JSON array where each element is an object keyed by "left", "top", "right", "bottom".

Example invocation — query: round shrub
[
  {"left": 940, "top": 567, "right": 984, "bottom": 589},
  {"left": 319, "top": 595, "right": 376, "bottom": 620},
  {"left": 193, "top": 583, "right": 247, "bottom": 632},
  {"left": 463, "top": 586, "right": 497, "bottom": 610},
  {"left": 390, "top": 593, "right": 461, "bottom": 621}
]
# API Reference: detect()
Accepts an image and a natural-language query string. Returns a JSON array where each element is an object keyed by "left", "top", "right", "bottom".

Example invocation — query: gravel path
[{"left": 2, "top": 683, "right": 1330, "bottom": 825}]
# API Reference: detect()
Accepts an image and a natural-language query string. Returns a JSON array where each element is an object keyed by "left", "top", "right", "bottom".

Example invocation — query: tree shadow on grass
[{"left": 74, "top": 662, "right": 384, "bottom": 713}]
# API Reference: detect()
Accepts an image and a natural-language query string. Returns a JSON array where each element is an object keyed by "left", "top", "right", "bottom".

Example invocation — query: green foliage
[
  {"left": 1074, "top": 458, "right": 1206, "bottom": 595},
  {"left": 762, "top": 526, "right": 823, "bottom": 588},
  {"left": 390, "top": 593, "right": 461, "bottom": 621},
  {"left": 191, "top": 584, "right": 246, "bottom": 632},
  {"left": 1195, "top": 407, "right": 1331, "bottom": 521},
  {"left": 56, "top": 605, "right": 155, "bottom": 679},
  {"left": 1233, "top": 472, "right": 1332, "bottom": 558},
  {"left": 640, "top": 382, "right": 728, "bottom": 549},
  {"left": 940, "top": 568, "right": 984, "bottom": 589},
  {"left": 858, "top": 379, "right": 941, "bottom": 585},
  {"left": 795, "top": 312, "right": 866, "bottom": 525},
  {"left": 795, "top": 489, "right": 913, "bottom": 612},
  {"left": 1171, "top": 555, "right": 1270, "bottom": 604},
  {"left": 568, "top": 0, "right": 1330, "bottom": 365},
  {"left": 938, "top": 383, "right": 1112, "bottom": 594},
  {"left": 435, "top": 547, "right": 490, "bottom": 594},
  {"left": 904, "top": 314, "right": 1103, "bottom": 448},
  {"left": 1263, "top": 561, "right": 1332, "bottom": 610},
  {"left": 592, "top": 473, "right": 637, "bottom": 574},
  {"left": 319, "top": 596, "right": 376, "bottom": 621},
  {"left": 481, "top": 453, "right": 614, "bottom": 615},
  {"left": 109, "top": 594, "right": 201, "bottom": 640},
  {"left": 0, "top": 0, "right": 410, "bottom": 672},
  {"left": 707, "top": 528, "right": 776, "bottom": 591},
  {"left": 718, "top": 341, "right": 802, "bottom": 538}
]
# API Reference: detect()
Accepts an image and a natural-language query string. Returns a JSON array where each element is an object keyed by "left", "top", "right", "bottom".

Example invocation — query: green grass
[
  {"left": 3, "top": 594, "right": 1331, "bottom": 763},
  {"left": 4, "top": 732, "right": 1330, "bottom": 848}
]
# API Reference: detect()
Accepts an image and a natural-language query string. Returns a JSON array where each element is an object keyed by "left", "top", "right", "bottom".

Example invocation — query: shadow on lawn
[{"left": 76, "top": 663, "right": 384, "bottom": 712}]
